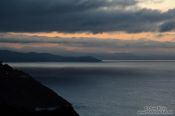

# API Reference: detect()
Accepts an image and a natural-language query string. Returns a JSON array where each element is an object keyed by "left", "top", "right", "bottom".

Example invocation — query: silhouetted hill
[
  {"left": 0, "top": 62, "right": 79, "bottom": 116},
  {"left": 94, "top": 53, "right": 175, "bottom": 60},
  {"left": 0, "top": 50, "right": 101, "bottom": 62},
  {"left": 112, "top": 53, "right": 175, "bottom": 60}
]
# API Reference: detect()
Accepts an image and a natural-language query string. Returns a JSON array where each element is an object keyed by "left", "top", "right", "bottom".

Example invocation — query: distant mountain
[
  {"left": 94, "top": 53, "right": 175, "bottom": 60},
  {"left": 0, "top": 50, "right": 101, "bottom": 62},
  {"left": 110, "top": 53, "right": 175, "bottom": 60}
]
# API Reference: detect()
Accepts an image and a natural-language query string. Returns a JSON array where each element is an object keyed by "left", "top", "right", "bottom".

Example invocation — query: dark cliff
[{"left": 0, "top": 62, "right": 79, "bottom": 116}]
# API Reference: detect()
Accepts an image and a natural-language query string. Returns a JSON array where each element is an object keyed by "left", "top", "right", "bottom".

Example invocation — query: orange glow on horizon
[{"left": 6, "top": 31, "right": 175, "bottom": 42}]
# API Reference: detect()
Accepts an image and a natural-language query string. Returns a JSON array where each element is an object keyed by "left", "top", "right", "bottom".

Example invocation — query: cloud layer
[
  {"left": 0, "top": 0, "right": 175, "bottom": 33},
  {"left": 1, "top": 35, "right": 175, "bottom": 49}
]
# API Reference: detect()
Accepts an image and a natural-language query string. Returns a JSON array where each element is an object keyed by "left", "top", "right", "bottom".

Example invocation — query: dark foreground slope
[{"left": 0, "top": 62, "right": 79, "bottom": 116}]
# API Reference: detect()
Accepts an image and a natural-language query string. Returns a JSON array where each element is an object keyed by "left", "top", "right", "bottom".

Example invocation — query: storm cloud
[
  {"left": 0, "top": 0, "right": 175, "bottom": 33},
  {"left": 160, "top": 21, "right": 175, "bottom": 32}
]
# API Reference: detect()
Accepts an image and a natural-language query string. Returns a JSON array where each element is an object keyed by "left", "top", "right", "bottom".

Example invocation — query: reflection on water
[{"left": 9, "top": 61, "right": 175, "bottom": 116}]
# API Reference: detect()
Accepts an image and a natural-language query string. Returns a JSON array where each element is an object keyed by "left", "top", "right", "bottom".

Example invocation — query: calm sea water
[{"left": 9, "top": 61, "right": 175, "bottom": 116}]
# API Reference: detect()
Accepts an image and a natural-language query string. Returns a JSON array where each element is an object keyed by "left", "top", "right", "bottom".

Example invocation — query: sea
[{"left": 9, "top": 61, "right": 175, "bottom": 116}]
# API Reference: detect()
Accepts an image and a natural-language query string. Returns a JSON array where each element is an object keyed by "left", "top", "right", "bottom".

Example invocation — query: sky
[{"left": 0, "top": 0, "right": 175, "bottom": 57}]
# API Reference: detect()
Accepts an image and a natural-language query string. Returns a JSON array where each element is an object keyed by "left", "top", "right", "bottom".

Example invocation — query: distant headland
[{"left": 0, "top": 50, "right": 101, "bottom": 62}]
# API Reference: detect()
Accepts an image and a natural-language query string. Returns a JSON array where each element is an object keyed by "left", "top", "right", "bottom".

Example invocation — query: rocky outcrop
[{"left": 0, "top": 62, "right": 79, "bottom": 116}]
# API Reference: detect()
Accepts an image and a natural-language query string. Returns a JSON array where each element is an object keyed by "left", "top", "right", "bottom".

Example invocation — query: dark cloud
[
  {"left": 159, "top": 9, "right": 175, "bottom": 32},
  {"left": 0, "top": 0, "right": 175, "bottom": 33},
  {"left": 0, "top": 0, "right": 136, "bottom": 15},
  {"left": 160, "top": 20, "right": 175, "bottom": 32}
]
